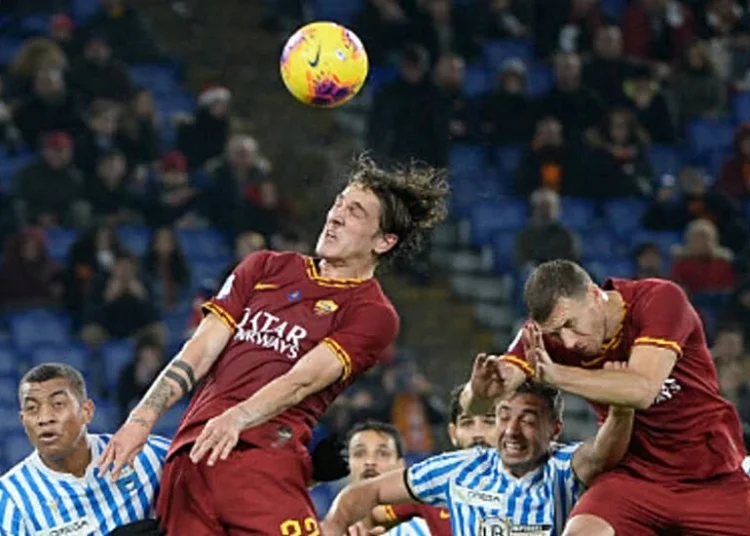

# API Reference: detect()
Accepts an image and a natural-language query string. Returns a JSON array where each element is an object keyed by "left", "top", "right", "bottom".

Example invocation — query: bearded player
[
  {"left": 97, "top": 156, "right": 449, "bottom": 535},
  {"left": 463, "top": 259, "right": 750, "bottom": 535}
]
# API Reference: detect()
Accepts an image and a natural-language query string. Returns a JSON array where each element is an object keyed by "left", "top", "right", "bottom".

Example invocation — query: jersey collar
[{"left": 29, "top": 433, "right": 101, "bottom": 483}]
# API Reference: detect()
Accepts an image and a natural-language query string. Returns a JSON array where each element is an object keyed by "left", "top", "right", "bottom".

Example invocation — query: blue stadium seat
[
  {"left": 469, "top": 199, "right": 527, "bottom": 245},
  {"left": 100, "top": 340, "right": 135, "bottom": 391},
  {"left": 9, "top": 310, "right": 70, "bottom": 351},
  {"left": 191, "top": 259, "right": 228, "bottom": 288},
  {"left": 28, "top": 344, "right": 90, "bottom": 373},
  {"left": 152, "top": 401, "right": 188, "bottom": 438},
  {"left": 462, "top": 65, "right": 490, "bottom": 97},
  {"left": 366, "top": 66, "right": 398, "bottom": 93},
  {"left": 647, "top": 144, "right": 685, "bottom": 180},
  {"left": 155, "top": 91, "right": 196, "bottom": 116},
  {"left": 163, "top": 312, "right": 189, "bottom": 347},
  {"left": 603, "top": 198, "right": 648, "bottom": 237},
  {"left": 0, "top": 38, "right": 24, "bottom": 66},
  {"left": 494, "top": 145, "right": 522, "bottom": 182},
  {"left": 0, "top": 376, "right": 17, "bottom": 406},
  {"left": 491, "top": 230, "right": 519, "bottom": 273},
  {"left": 45, "top": 227, "right": 79, "bottom": 262},
  {"left": 560, "top": 198, "right": 596, "bottom": 230},
  {"left": 117, "top": 225, "right": 151, "bottom": 256},
  {"left": 687, "top": 117, "right": 734, "bottom": 159},
  {"left": 89, "top": 398, "right": 117, "bottom": 432},
  {"left": 0, "top": 344, "right": 20, "bottom": 378},
  {"left": 19, "top": 15, "right": 50, "bottom": 36},
  {"left": 0, "top": 153, "right": 34, "bottom": 192},
  {"left": 629, "top": 229, "right": 683, "bottom": 255},
  {"left": 600, "top": 0, "right": 628, "bottom": 20},
  {"left": 483, "top": 39, "right": 533, "bottom": 73},
  {"left": 450, "top": 144, "right": 486, "bottom": 177},
  {"left": 732, "top": 92, "right": 750, "bottom": 123},
  {"left": 4, "top": 433, "right": 31, "bottom": 466},
  {"left": 312, "top": 0, "right": 363, "bottom": 23},
  {"left": 129, "top": 65, "right": 180, "bottom": 97},
  {"left": 526, "top": 62, "right": 554, "bottom": 97},
  {"left": 72, "top": 0, "right": 99, "bottom": 23},
  {"left": 177, "top": 228, "right": 230, "bottom": 261},
  {"left": 310, "top": 484, "right": 335, "bottom": 519},
  {"left": 579, "top": 228, "right": 620, "bottom": 262}
]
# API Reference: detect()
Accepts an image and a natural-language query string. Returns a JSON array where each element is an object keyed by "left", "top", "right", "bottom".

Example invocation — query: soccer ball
[{"left": 280, "top": 21, "right": 369, "bottom": 108}]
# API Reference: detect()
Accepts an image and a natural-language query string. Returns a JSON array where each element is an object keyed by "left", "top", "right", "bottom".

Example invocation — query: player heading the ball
[{"left": 98, "top": 155, "right": 449, "bottom": 535}]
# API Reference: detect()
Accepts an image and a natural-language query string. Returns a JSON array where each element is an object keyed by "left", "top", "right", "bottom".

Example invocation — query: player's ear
[
  {"left": 397, "top": 457, "right": 406, "bottom": 469},
  {"left": 81, "top": 398, "right": 95, "bottom": 426},
  {"left": 550, "top": 418, "right": 563, "bottom": 441},
  {"left": 373, "top": 233, "right": 398, "bottom": 256}
]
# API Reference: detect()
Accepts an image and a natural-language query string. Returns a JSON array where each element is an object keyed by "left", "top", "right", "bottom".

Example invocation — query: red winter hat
[
  {"left": 198, "top": 84, "right": 231, "bottom": 107},
  {"left": 161, "top": 150, "right": 187, "bottom": 172},
  {"left": 43, "top": 131, "right": 73, "bottom": 150},
  {"left": 50, "top": 15, "right": 74, "bottom": 32}
]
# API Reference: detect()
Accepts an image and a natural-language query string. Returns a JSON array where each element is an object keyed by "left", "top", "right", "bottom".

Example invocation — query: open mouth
[
  {"left": 362, "top": 469, "right": 379, "bottom": 479},
  {"left": 503, "top": 441, "right": 527, "bottom": 455},
  {"left": 37, "top": 431, "right": 60, "bottom": 444}
]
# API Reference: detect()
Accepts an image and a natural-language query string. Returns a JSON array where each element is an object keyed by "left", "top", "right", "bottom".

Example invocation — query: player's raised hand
[
  {"left": 189, "top": 405, "right": 246, "bottom": 466},
  {"left": 97, "top": 417, "right": 152, "bottom": 482},
  {"left": 522, "top": 323, "right": 556, "bottom": 384}
]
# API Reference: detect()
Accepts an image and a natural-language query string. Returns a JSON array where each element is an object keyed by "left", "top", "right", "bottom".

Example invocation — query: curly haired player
[{"left": 97, "top": 156, "right": 449, "bottom": 535}]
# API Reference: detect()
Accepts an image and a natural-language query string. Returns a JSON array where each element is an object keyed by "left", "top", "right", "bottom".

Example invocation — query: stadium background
[{"left": 0, "top": 0, "right": 749, "bottom": 519}]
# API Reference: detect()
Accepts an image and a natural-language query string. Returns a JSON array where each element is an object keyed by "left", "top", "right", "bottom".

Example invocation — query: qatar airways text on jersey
[{"left": 234, "top": 307, "right": 308, "bottom": 359}]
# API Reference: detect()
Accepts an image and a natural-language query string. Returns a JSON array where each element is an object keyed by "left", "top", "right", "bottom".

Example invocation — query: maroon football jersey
[
  {"left": 506, "top": 278, "right": 746, "bottom": 482},
  {"left": 168, "top": 250, "right": 399, "bottom": 456},
  {"left": 386, "top": 502, "right": 451, "bottom": 535}
]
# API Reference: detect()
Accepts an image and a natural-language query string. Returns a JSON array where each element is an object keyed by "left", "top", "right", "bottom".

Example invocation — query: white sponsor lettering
[
  {"left": 37, "top": 516, "right": 96, "bottom": 536},
  {"left": 452, "top": 483, "right": 507, "bottom": 510},
  {"left": 654, "top": 377, "right": 681, "bottom": 405},
  {"left": 480, "top": 519, "right": 551, "bottom": 536},
  {"left": 234, "top": 307, "right": 308, "bottom": 359}
]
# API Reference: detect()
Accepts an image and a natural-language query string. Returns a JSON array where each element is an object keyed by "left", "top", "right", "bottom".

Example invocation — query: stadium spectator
[
  {"left": 585, "top": 107, "right": 655, "bottom": 198},
  {"left": 515, "top": 116, "right": 588, "bottom": 195},
  {"left": 117, "top": 335, "right": 165, "bottom": 422},
  {"left": 434, "top": 53, "right": 476, "bottom": 143},
  {"left": 583, "top": 25, "right": 640, "bottom": 107},
  {"left": 85, "top": 149, "right": 135, "bottom": 225},
  {"left": 142, "top": 227, "right": 190, "bottom": 312},
  {"left": 535, "top": 0, "right": 607, "bottom": 57},
  {"left": 120, "top": 87, "right": 161, "bottom": 166},
  {"left": 81, "top": 0, "right": 166, "bottom": 64},
  {"left": 411, "top": 0, "right": 480, "bottom": 63},
  {"left": 633, "top": 242, "right": 665, "bottom": 279},
  {"left": 672, "top": 40, "right": 726, "bottom": 125},
  {"left": 81, "top": 251, "right": 163, "bottom": 349},
  {"left": 220, "top": 230, "right": 266, "bottom": 281},
  {"left": 5, "top": 38, "right": 68, "bottom": 98},
  {"left": 669, "top": 218, "right": 736, "bottom": 295},
  {"left": 0, "top": 227, "right": 62, "bottom": 309},
  {"left": 536, "top": 51, "right": 605, "bottom": 138},
  {"left": 622, "top": 68, "right": 678, "bottom": 143},
  {"left": 74, "top": 99, "right": 125, "bottom": 177},
  {"left": 352, "top": 0, "right": 412, "bottom": 68},
  {"left": 471, "top": 0, "right": 531, "bottom": 42},
  {"left": 717, "top": 122, "right": 750, "bottom": 200},
  {"left": 14, "top": 68, "right": 81, "bottom": 148},
  {"left": 13, "top": 131, "right": 87, "bottom": 227},
  {"left": 368, "top": 44, "right": 449, "bottom": 167},
  {"left": 514, "top": 188, "right": 579, "bottom": 268},
  {"left": 145, "top": 150, "right": 201, "bottom": 227},
  {"left": 177, "top": 85, "right": 232, "bottom": 170},
  {"left": 480, "top": 58, "right": 533, "bottom": 144},
  {"left": 48, "top": 14, "right": 76, "bottom": 60},
  {"left": 621, "top": 0, "right": 695, "bottom": 75},
  {"left": 70, "top": 33, "right": 134, "bottom": 106}
]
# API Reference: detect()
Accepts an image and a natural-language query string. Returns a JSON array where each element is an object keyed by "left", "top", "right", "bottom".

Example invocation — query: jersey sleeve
[
  {"left": 548, "top": 443, "right": 582, "bottom": 509},
  {"left": 383, "top": 502, "right": 419, "bottom": 523},
  {"left": 201, "top": 251, "right": 270, "bottom": 331},
  {"left": 404, "top": 450, "right": 472, "bottom": 507},
  {"left": 631, "top": 281, "right": 694, "bottom": 358},
  {"left": 0, "top": 488, "right": 29, "bottom": 536},
  {"left": 500, "top": 326, "right": 535, "bottom": 378},
  {"left": 321, "top": 302, "right": 399, "bottom": 383}
]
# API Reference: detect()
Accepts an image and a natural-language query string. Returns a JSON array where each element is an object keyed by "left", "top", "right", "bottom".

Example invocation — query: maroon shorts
[
  {"left": 156, "top": 442, "right": 319, "bottom": 536},
  {"left": 570, "top": 468, "right": 750, "bottom": 535}
]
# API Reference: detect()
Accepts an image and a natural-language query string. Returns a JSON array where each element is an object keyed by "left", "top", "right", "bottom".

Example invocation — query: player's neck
[
  {"left": 602, "top": 290, "right": 626, "bottom": 341},
  {"left": 41, "top": 438, "right": 92, "bottom": 478},
  {"left": 318, "top": 257, "right": 375, "bottom": 280}
]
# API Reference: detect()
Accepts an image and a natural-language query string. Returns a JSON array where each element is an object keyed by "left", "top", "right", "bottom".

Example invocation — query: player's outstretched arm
[
  {"left": 320, "top": 469, "right": 414, "bottom": 536},
  {"left": 98, "top": 314, "right": 231, "bottom": 479},
  {"left": 571, "top": 363, "right": 635, "bottom": 486},
  {"left": 189, "top": 341, "right": 346, "bottom": 465}
]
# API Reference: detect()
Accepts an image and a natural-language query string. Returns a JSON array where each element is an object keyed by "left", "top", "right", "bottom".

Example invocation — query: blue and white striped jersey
[
  {"left": 406, "top": 444, "right": 581, "bottom": 536},
  {"left": 0, "top": 434, "right": 169, "bottom": 536},
  {"left": 387, "top": 517, "right": 431, "bottom": 536}
]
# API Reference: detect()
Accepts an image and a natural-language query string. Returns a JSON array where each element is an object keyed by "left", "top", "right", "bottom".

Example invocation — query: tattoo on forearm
[
  {"left": 165, "top": 370, "right": 190, "bottom": 396},
  {"left": 172, "top": 361, "right": 197, "bottom": 389},
  {"left": 142, "top": 379, "right": 175, "bottom": 415},
  {"left": 128, "top": 416, "right": 153, "bottom": 428}
]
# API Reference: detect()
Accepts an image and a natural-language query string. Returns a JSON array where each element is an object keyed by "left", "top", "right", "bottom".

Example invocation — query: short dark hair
[
  {"left": 348, "top": 155, "right": 449, "bottom": 261},
  {"left": 19, "top": 363, "right": 87, "bottom": 405},
  {"left": 346, "top": 420, "right": 405, "bottom": 458},
  {"left": 523, "top": 259, "right": 591, "bottom": 322},
  {"left": 449, "top": 383, "right": 467, "bottom": 424},
  {"left": 514, "top": 381, "right": 564, "bottom": 422}
]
